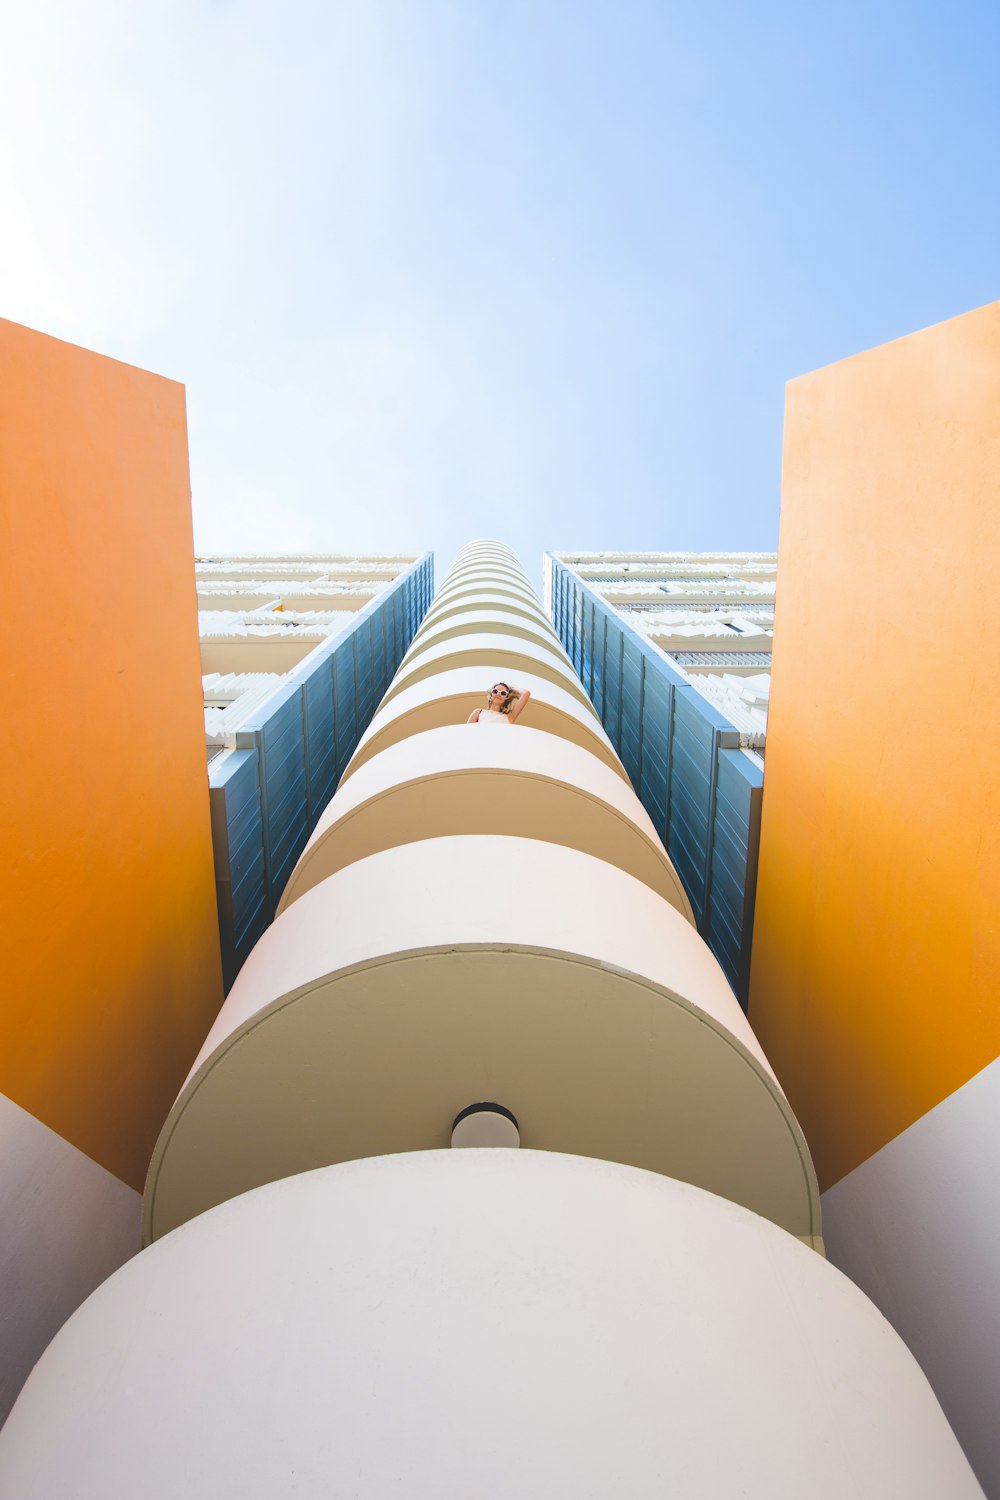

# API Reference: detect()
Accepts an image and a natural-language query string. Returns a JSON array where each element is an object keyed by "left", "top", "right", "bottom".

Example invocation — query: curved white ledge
[
  {"left": 444, "top": 572, "right": 529, "bottom": 595},
  {"left": 143, "top": 837, "right": 819, "bottom": 1243},
  {"left": 416, "top": 591, "right": 551, "bottom": 635},
  {"left": 449, "top": 559, "right": 521, "bottom": 577},
  {"left": 445, "top": 561, "right": 528, "bottom": 587},
  {"left": 6, "top": 1154, "right": 980, "bottom": 1500},
  {"left": 453, "top": 551, "right": 517, "bottom": 569},
  {"left": 432, "top": 585, "right": 542, "bottom": 617},
  {"left": 344, "top": 667, "right": 626, "bottom": 782},
  {"left": 441, "top": 573, "right": 530, "bottom": 599},
  {"left": 276, "top": 724, "right": 694, "bottom": 922},
  {"left": 454, "top": 540, "right": 517, "bottom": 560},
  {"left": 405, "top": 608, "right": 566, "bottom": 661},
  {"left": 434, "top": 577, "right": 541, "bottom": 610},
  {"left": 448, "top": 544, "right": 518, "bottom": 559},
  {"left": 382, "top": 632, "right": 593, "bottom": 710}
]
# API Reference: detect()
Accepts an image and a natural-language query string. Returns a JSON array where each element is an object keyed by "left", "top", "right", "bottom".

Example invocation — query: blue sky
[{"left": 2, "top": 0, "right": 997, "bottom": 587}]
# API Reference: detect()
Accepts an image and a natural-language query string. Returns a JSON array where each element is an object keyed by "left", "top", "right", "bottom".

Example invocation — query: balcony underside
[{"left": 144, "top": 836, "right": 818, "bottom": 1246}]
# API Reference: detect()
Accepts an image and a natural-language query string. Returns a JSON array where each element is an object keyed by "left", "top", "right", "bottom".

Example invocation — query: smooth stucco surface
[
  {"left": 393, "top": 610, "right": 569, "bottom": 668},
  {"left": 343, "top": 666, "right": 627, "bottom": 780},
  {"left": 381, "top": 631, "right": 594, "bottom": 708},
  {"left": 431, "top": 575, "right": 541, "bottom": 611},
  {"left": 821, "top": 1056, "right": 1000, "bottom": 1495},
  {"left": 0, "top": 319, "right": 224, "bottom": 1187},
  {"left": 749, "top": 301, "right": 1000, "bottom": 1187},
  {"left": 4, "top": 1153, "right": 982, "bottom": 1499},
  {"left": 144, "top": 837, "right": 817, "bottom": 1242},
  {"left": 414, "top": 590, "right": 552, "bottom": 635},
  {"left": 277, "top": 725, "right": 694, "bottom": 919},
  {"left": 746, "top": 305, "right": 1000, "bottom": 1494},
  {"left": 0, "top": 319, "right": 224, "bottom": 1440},
  {"left": 0, "top": 1092, "right": 141, "bottom": 1426},
  {"left": 403, "top": 607, "right": 571, "bottom": 664}
]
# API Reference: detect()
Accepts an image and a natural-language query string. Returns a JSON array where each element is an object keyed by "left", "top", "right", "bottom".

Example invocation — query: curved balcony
[
  {"left": 415, "top": 590, "right": 552, "bottom": 636},
  {"left": 452, "top": 543, "right": 515, "bottom": 561},
  {"left": 381, "top": 632, "right": 594, "bottom": 712},
  {"left": 406, "top": 608, "right": 567, "bottom": 661},
  {"left": 452, "top": 552, "right": 519, "bottom": 570},
  {"left": 432, "top": 576, "right": 541, "bottom": 612},
  {"left": 9, "top": 1152, "right": 978, "bottom": 1500},
  {"left": 449, "top": 557, "right": 522, "bottom": 576},
  {"left": 276, "top": 725, "right": 694, "bottom": 922},
  {"left": 344, "top": 667, "right": 626, "bottom": 781},
  {"left": 441, "top": 570, "right": 530, "bottom": 595},
  {"left": 444, "top": 560, "right": 529, "bottom": 587},
  {"left": 143, "top": 836, "right": 819, "bottom": 1245},
  {"left": 454, "top": 540, "right": 517, "bottom": 561}
]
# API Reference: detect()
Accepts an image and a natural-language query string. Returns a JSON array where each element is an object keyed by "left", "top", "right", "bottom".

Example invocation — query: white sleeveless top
[{"left": 476, "top": 708, "right": 510, "bottom": 727}]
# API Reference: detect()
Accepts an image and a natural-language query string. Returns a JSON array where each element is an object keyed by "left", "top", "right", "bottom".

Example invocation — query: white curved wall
[
  {"left": 405, "top": 608, "right": 569, "bottom": 662},
  {"left": 444, "top": 555, "right": 527, "bottom": 576},
  {"left": 3, "top": 1153, "right": 983, "bottom": 1500},
  {"left": 143, "top": 836, "right": 818, "bottom": 1243},
  {"left": 447, "top": 560, "right": 526, "bottom": 583},
  {"left": 415, "top": 590, "right": 552, "bottom": 635},
  {"left": 456, "top": 552, "right": 516, "bottom": 567},
  {"left": 381, "top": 631, "right": 594, "bottom": 709},
  {"left": 395, "top": 619, "right": 569, "bottom": 666},
  {"left": 276, "top": 724, "right": 694, "bottom": 920},
  {"left": 433, "top": 575, "right": 541, "bottom": 609},
  {"left": 344, "top": 666, "right": 627, "bottom": 781}
]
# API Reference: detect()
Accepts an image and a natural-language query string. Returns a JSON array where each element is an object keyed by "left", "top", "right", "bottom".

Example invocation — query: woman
[{"left": 467, "top": 681, "right": 531, "bottom": 725}]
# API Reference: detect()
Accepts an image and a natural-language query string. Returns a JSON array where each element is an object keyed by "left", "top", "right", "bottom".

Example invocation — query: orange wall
[
  {"left": 749, "top": 301, "right": 1000, "bottom": 1190},
  {"left": 0, "top": 320, "right": 223, "bottom": 1190}
]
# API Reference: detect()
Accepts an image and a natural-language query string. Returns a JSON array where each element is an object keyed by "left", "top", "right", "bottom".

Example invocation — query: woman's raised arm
[{"left": 507, "top": 688, "right": 531, "bottom": 723}]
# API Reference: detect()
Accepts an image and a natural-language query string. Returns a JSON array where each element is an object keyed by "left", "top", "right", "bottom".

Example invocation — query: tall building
[
  {"left": 545, "top": 551, "right": 771, "bottom": 1005},
  {"left": 0, "top": 543, "right": 980, "bottom": 1497},
  {"left": 197, "top": 552, "right": 433, "bottom": 986}
]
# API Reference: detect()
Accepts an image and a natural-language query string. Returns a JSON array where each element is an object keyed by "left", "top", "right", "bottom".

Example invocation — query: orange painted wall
[
  {"left": 749, "top": 301, "right": 1000, "bottom": 1191},
  {"left": 0, "top": 320, "right": 223, "bottom": 1190}
]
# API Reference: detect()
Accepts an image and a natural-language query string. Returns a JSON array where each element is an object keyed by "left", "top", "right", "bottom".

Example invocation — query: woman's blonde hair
[{"left": 486, "top": 681, "right": 521, "bottom": 715}]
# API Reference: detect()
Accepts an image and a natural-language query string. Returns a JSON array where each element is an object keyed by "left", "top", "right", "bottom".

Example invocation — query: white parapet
[
  {"left": 276, "top": 724, "right": 694, "bottom": 921},
  {"left": 404, "top": 607, "right": 571, "bottom": 664},
  {"left": 342, "top": 666, "right": 626, "bottom": 781},
  {"left": 417, "top": 589, "right": 552, "bottom": 634},
  {"left": 432, "top": 574, "right": 540, "bottom": 610},
  {"left": 381, "top": 630, "right": 595, "bottom": 710},
  {"left": 143, "top": 835, "right": 818, "bottom": 1244},
  {"left": 1, "top": 1151, "right": 983, "bottom": 1499}
]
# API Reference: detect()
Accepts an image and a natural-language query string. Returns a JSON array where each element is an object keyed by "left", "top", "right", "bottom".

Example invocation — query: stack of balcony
[{"left": 0, "top": 543, "right": 981, "bottom": 1498}]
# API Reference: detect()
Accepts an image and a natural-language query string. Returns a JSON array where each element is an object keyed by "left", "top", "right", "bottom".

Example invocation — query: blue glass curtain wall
[
  {"left": 547, "top": 555, "right": 761, "bottom": 1009},
  {"left": 209, "top": 555, "right": 434, "bottom": 990}
]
